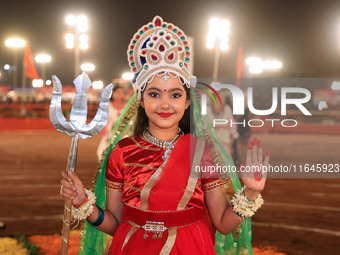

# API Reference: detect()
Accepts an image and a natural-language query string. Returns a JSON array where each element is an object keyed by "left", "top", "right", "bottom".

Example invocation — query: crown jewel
[{"left": 127, "top": 16, "right": 191, "bottom": 99}]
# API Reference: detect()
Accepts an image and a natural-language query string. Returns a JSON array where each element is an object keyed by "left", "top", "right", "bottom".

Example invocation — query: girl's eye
[
  {"left": 171, "top": 93, "right": 182, "bottom": 98},
  {"left": 148, "top": 92, "right": 160, "bottom": 98}
]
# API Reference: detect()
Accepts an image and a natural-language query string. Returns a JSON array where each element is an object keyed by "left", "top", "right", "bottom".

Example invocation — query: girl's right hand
[{"left": 60, "top": 171, "right": 87, "bottom": 207}]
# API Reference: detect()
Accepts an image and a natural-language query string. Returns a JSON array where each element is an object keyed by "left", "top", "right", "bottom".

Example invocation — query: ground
[{"left": 0, "top": 131, "right": 339, "bottom": 255}]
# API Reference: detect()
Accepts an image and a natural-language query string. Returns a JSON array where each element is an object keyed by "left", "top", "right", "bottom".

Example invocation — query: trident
[{"left": 49, "top": 73, "right": 113, "bottom": 255}]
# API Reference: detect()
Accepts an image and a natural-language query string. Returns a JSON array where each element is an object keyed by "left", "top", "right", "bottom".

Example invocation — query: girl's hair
[
  {"left": 133, "top": 84, "right": 191, "bottom": 135},
  {"left": 110, "top": 85, "right": 123, "bottom": 101}
]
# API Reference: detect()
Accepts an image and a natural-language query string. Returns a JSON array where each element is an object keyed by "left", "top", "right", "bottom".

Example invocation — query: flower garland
[
  {"left": 231, "top": 186, "right": 264, "bottom": 218},
  {"left": 0, "top": 237, "right": 29, "bottom": 255},
  {"left": 71, "top": 189, "right": 96, "bottom": 221}
]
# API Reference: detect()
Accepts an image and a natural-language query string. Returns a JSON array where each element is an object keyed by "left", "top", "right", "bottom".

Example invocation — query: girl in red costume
[{"left": 60, "top": 16, "right": 270, "bottom": 255}]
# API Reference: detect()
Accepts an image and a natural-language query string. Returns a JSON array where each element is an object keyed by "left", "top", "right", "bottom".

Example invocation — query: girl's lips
[{"left": 157, "top": 112, "right": 174, "bottom": 118}]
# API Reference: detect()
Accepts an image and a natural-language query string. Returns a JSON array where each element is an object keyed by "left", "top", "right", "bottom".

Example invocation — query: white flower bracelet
[
  {"left": 71, "top": 189, "right": 96, "bottom": 221},
  {"left": 231, "top": 186, "right": 264, "bottom": 218}
]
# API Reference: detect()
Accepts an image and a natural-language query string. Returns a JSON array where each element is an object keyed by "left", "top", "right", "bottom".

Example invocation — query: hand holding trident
[{"left": 49, "top": 73, "right": 113, "bottom": 255}]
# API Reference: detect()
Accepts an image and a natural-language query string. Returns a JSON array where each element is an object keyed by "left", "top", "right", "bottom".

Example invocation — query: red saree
[{"left": 105, "top": 134, "right": 226, "bottom": 255}]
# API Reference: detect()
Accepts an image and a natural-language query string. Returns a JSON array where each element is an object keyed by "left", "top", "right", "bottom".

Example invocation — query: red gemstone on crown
[
  {"left": 186, "top": 52, "right": 190, "bottom": 56},
  {"left": 141, "top": 50, "right": 146, "bottom": 55},
  {"left": 153, "top": 36, "right": 158, "bottom": 40},
  {"left": 144, "top": 27, "right": 148, "bottom": 31},
  {"left": 136, "top": 35, "right": 140, "bottom": 39},
  {"left": 163, "top": 88, "right": 167, "bottom": 92},
  {"left": 168, "top": 25, "right": 172, "bottom": 30},
  {"left": 184, "top": 63, "right": 187, "bottom": 67},
  {"left": 184, "top": 41, "right": 188, "bottom": 45},
  {"left": 151, "top": 54, "right": 158, "bottom": 61},
  {"left": 133, "top": 67, "right": 137, "bottom": 72},
  {"left": 178, "top": 47, "right": 183, "bottom": 51},
  {"left": 130, "top": 45, "right": 134, "bottom": 49},
  {"left": 177, "top": 31, "right": 182, "bottom": 36},
  {"left": 168, "top": 52, "right": 174, "bottom": 60},
  {"left": 159, "top": 44, "right": 165, "bottom": 52},
  {"left": 155, "top": 18, "right": 162, "bottom": 27},
  {"left": 166, "top": 36, "right": 170, "bottom": 40},
  {"left": 130, "top": 56, "right": 134, "bottom": 61}
]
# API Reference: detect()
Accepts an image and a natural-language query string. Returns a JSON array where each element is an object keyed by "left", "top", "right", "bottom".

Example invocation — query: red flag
[
  {"left": 236, "top": 46, "right": 243, "bottom": 88},
  {"left": 23, "top": 43, "right": 39, "bottom": 79}
]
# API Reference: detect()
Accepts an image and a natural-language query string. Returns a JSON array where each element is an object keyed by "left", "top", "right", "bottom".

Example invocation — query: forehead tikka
[
  {"left": 163, "top": 73, "right": 169, "bottom": 84},
  {"left": 147, "top": 71, "right": 184, "bottom": 87}
]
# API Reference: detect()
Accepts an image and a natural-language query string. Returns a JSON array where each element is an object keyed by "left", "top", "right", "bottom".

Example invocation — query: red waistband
[{"left": 122, "top": 203, "right": 203, "bottom": 228}]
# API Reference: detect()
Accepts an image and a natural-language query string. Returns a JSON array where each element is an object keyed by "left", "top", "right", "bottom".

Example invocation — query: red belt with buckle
[{"left": 123, "top": 203, "right": 204, "bottom": 239}]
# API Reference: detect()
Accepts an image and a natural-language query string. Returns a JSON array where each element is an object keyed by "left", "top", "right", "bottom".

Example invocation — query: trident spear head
[{"left": 49, "top": 73, "right": 114, "bottom": 139}]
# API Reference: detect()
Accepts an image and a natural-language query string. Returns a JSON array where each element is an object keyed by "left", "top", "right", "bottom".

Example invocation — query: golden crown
[{"left": 127, "top": 16, "right": 191, "bottom": 98}]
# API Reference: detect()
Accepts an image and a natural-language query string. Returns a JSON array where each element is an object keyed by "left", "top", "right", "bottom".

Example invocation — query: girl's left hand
[{"left": 240, "top": 137, "right": 270, "bottom": 199}]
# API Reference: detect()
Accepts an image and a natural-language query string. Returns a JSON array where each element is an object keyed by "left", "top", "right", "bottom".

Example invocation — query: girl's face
[{"left": 141, "top": 74, "right": 190, "bottom": 130}]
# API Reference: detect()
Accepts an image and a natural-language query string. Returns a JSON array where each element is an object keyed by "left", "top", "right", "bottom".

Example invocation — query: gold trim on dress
[
  {"left": 121, "top": 226, "right": 138, "bottom": 251},
  {"left": 124, "top": 202, "right": 196, "bottom": 213},
  {"left": 202, "top": 178, "right": 228, "bottom": 192},
  {"left": 177, "top": 136, "right": 205, "bottom": 210},
  {"left": 194, "top": 223, "right": 206, "bottom": 250},
  {"left": 105, "top": 179, "right": 123, "bottom": 192},
  {"left": 195, "top": 181, "right": 201, "bottom": 188},
  {"left": 123, "top": 162, "right": 158, "bottom": 171},
  {"left": 124, "top": 181, "right": 141, "bottom": 192},
  {"left": 140, "top": 159, "right": 167, "bottom": 210},
  {"left": 132, "top": 136, "right": 161, "bottom": 151},
  {"left": 160, "top": 228, "right": 177, "bottom": 255}
]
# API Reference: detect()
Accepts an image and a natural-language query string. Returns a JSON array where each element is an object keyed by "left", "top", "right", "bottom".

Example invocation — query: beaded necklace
[{"left": 142, "top": 128, "right": 183, "bottom": 160}]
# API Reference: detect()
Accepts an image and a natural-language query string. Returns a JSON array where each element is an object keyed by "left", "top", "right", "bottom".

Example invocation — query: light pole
[
  {"left": 5, "top": 38, "right": 26, "bottom": 88},
  {"left": 206, "top": 18, "right": 230, "bottom": 81},
  {"left": 65, "top": 15, "right": 89, "bottom": 77},
  {"left": 35, "top": 54, "right": 51, "bottom": 84},
  {"left": 3, "top": 64, "right": 14, "bottom": 85}
]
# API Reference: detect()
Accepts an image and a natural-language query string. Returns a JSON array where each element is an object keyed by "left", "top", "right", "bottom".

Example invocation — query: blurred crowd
[{"left": 0, "top": 77, "right": 135, "bottom": 105}]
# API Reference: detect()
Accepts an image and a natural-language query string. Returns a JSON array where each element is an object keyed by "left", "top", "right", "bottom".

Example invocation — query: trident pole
[{"left": 61, "top": 133, "right": 79, "bottom": 254}]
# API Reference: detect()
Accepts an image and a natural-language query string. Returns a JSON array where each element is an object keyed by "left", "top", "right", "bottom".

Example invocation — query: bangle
[
  {"left": 231, "top": 186, "right": 264, "bottom": 218},
  {"left": 71, "top": 189, "right": 96, "bottom": 221},
  {"left": 231, "top": 205, "right": 246, "bottom": 218},
  {"left": 242, "top": 189, "right": 255, "bottom": 202},
  {"left": 74, "top": 194, "right": 88, "bottom": 208},
  {"left": 87, "top": 205, "right": 104, "bottom": 227}
]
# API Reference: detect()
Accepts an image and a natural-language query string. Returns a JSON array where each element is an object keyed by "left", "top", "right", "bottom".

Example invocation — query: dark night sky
[{"left": 1, "top": 0, "right": 340, "bottom": 86}]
